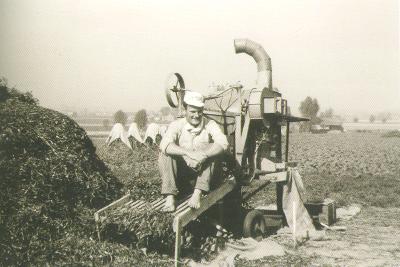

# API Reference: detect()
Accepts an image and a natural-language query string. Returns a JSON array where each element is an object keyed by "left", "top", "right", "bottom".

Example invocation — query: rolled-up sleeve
[
  {"left": 159, "top": 120, "right": 180, "bottom": 154},
  {"left": 206, "top": 120, "right": 229, "bottom": 151}
]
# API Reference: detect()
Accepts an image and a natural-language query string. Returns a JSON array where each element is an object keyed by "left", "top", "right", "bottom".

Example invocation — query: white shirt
[{"left": 160, "top": 118, "right": 229, "bottom": 155}]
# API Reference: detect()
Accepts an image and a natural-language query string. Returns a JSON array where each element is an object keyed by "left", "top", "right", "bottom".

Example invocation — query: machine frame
[{"left": 94, "top": 39, "right": 313, "bottom": 267}]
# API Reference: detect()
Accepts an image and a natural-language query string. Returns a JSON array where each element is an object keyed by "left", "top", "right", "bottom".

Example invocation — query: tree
[
  {"left": 299, "top": 97, "right": 320, "bottom": 121},
  {"left": 170, "top": 107, "right": 179, "bottom": 118},
  {"left": 320, "top": 108, "right": 334, "bottom": 118},
  {"left": 113, "top": 110, "right": 127, "bottom": 125},
  {"left": 353, "top": 117, "right": 359, "bottom": 123},
  {"left": 378, "top": 112, "right": 391, "bottom": 123},
  {"left": 369, "top": 115, "right": 375, "bottom": 123},
  {"left": 160, "top": 106, "right": 171, "bottom": 116},
  {"left": 299, "top": 96, "right": 321, "bottom": 130},
  {"left": 299, "top": 97, "right": 321, "bottom": 132},
  {"left": 134, "top": 109, "right": 148, "bottom": 130}
]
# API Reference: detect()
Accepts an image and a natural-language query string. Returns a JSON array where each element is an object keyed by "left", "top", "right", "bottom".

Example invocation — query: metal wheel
[
  {"left": 243, "top": 210, "right": 266, "bottom": 239},
  {"left": 165, "top": 73, "right": 185, "bottom": 108}
]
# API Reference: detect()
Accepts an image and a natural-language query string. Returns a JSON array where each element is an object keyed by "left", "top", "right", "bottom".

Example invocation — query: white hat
[{"left": 183, "top": 91, "right": 205, "bottom": 108}]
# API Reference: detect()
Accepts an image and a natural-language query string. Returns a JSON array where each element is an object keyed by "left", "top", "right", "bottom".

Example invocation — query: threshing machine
[{"left": 95, "top": 39, "right": 310, "bottom": 266}]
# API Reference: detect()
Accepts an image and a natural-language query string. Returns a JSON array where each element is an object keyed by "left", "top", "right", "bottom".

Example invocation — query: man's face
[{"left": 185, "top": 105, "right": 203, "bottom": 127}]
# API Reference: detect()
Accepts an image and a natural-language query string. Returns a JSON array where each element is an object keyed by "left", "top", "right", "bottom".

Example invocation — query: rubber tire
[{"left": 243, "top": 210, "right": 266, "bottom": 239}]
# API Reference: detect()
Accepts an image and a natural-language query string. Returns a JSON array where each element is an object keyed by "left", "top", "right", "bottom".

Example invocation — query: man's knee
[
  {"left": 158, "top": 152, "right": 178, "bottom": 177},
  {"left": 159, "top": 153, "right": 180, "bottom": 195}
]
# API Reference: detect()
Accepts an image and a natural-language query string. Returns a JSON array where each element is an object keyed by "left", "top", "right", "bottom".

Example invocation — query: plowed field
[{"left": 93, "top": 131, "right": 400, "bottom": 266}]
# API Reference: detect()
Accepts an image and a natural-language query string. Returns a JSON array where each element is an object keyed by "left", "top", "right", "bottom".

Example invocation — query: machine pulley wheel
[
  {"left": 165, "top": 72, "right": 185, "bottom": 108},
  {"left": 243, "top": 210, "right": 266, "bottom": 239}
]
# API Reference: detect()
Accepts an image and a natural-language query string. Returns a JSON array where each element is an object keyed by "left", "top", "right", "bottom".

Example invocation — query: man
[{"left": 159, "top": 91, "right": 229, "bottom": 211}]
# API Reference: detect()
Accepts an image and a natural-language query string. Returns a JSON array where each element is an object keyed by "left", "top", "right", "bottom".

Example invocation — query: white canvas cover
[
  {"left": 144, "top": 123, "right": 161, "bottom": 142},
  {"left": 282, "top": 168, "right": 315, "bottom": 240},
  {"left": 105, "top": 123, "right": 132, "bottom": 149},
  {"left": 159, "top": 125, "right": 167, "bottom": 137},
  {"left": 127, "top": 122, "right": 144, "bottom": 143}
]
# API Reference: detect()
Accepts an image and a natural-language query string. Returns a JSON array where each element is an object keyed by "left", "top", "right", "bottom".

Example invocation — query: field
[
  {"left": 92, "top": 131, "right": 400, "bottom": 266},
  {"left": 343, "top": 122, "right": 400, "bottom": 131},
  {"left": 289, "top": 132, "right": 400, "bottom": 207},
  {"left": 4, "top": 90, "right": 399, "bottom": 265}
]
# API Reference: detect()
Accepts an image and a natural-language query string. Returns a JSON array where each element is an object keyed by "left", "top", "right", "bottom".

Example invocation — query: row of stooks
[{"left": 106, "top": 122, "right": 167, "bottom": 149}]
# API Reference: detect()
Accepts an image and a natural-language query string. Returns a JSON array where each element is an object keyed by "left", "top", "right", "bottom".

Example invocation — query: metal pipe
[{"left": 234, "top": 39, "right": 272, "bottom": 89}]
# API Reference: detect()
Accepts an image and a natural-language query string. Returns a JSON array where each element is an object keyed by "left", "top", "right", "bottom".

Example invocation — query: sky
[{"left": 0, "top": 0, "right": 399, "bottom": 116}]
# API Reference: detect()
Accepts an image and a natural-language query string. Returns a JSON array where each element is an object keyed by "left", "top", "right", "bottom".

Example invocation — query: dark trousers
[{"left": 158, "top": 153, "right": 219, "bottom": 198}]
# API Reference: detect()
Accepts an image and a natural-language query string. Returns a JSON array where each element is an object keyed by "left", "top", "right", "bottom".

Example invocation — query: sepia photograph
[{"left": 0, "top": 0, "right": 399, "bottom": 266}]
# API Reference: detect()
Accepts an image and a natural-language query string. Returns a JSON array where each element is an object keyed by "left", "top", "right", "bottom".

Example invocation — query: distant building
[
  {"left": 310, "top": 124, "right": 329, "bottom": 134},
  {"left": 321, "top": 116, "right": 344, "bottom": 131}
]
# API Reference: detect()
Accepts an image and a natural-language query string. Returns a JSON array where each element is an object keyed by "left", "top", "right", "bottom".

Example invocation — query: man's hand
[
  {"left": 186, "top": 151, "right": 207, "bottom": 163},
  {"left": 185, "top": 158, "right": 200, "bottom": 170},
  {"left": 185, "top": 151, "right": 207, "bottom": 170}
]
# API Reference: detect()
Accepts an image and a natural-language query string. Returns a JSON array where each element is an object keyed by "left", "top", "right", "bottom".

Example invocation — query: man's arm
[
  {"left": 204, "top": 120, "right": 229, "bottom": 158},
  {"left": 166, "top": 143, "right": 208, "bottom": 163},
  {"left": 186, "top": 121, "right": 229, "bottom": 168},
  {"left": 164, "top": 143, "right": 190, "bottom": 157},
  {"left": 160, "top": 120, "right": 206, "bottom": 163},
  {"left": 160, "top": 120, "right": 181, "bottom": 154},
  {"left": 203, "top": 143, "right": 225, "bottom": 158}
]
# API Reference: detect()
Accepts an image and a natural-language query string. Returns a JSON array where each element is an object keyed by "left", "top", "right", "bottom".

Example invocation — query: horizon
[
  {"left": 58, "top": 103, "right": 400, "bottom": 122},
  {"left": 0, "top": 0, "right": 399, "bottom": 116}
]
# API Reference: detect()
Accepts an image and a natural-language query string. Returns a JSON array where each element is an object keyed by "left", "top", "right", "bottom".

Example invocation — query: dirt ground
[
  {"left": 303, "top": 206, "right": 400, "bottom": 266},
  {"left": 92, "top": 137, "right": 400, "bottom": 266},
  {"left": 239, "top": 206, "right": 400, "bottom": 266}
]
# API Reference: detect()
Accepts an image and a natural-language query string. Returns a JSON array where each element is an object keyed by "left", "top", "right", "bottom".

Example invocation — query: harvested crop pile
[
  {"left": 47, "top": 236, "right": 172, "bottom": 266},
  {"left": 0, "top": 82, "right": 123, "bottom": 265},
  {"left": 99, "top": 205, "right": 230, "bottom": 261},
  {"left": 101, "top": 205, "right": 175, "bottom": 250},
  {"left": 94, "top": 139, "right": 180, "bottom": 258},
  {"left": 94, "top": 139, "right": 237, "bottom": 261},
  {"left": 97, "top": 140, "right": 161, "bottom": 200}
]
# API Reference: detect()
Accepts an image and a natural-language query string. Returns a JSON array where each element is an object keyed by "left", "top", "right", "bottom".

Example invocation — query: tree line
[
  {"left": 105, "top": 106, "right": 176, "bottom": 131},
  {"left": 299, "top": 96, "right": 392, "bottom": 131}
]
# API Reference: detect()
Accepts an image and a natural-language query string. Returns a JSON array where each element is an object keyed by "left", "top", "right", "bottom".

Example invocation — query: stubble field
[{"left": 93, "top": 130, "right": 400, "bottom": 266}]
